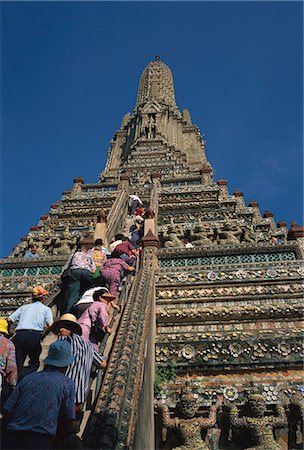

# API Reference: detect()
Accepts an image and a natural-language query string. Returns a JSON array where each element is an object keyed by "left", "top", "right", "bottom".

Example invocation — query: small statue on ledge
[
  {"left": 157, "top": 381, "right": 223, "bottom": 450},
  {"left": 225, "top": 391, "right": 288, "bottom": 450},
  {"left": 163, "top": 226, "right": 184, "bottom": 248},
  {"left": 241, "top": 223, "right": 257, "bottom": 243},
  {"left": 191, "top": 224, "right": 213, "bottom": 247},
  {"left": 218, "top": 222, "right": 242, "bottom": 245}
]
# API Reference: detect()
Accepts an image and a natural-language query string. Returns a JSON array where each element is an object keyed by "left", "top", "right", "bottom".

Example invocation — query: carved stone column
[
  {"left": 263, "top": 210, "right": 276, "bottom": 229},
  {"left": 84, "top": 231, "right": 159, "bottom": 450},
  {"left": 106, "top": 173, "right": 130, "bottom": 241},
  {"left": 119, "top": 172, "right": 131, "bottom": 191},
  {"left": 133, "top": 232, "right": 159, "bottom": 450},
  {"left": 233, "top": 189, "right": 245, "bottom": 208},
  {"left": 94, "top": 208, "right": 107, "bottom": 245},
  {"left": 73, "top": 176, "right": 85, "bottom": 193},
  {"left": 248, "top": 200, "right": 262, "bottom": 223},
  {"left": 217, "top": 179, "right": 229, "bottom": 199},
  {"left": 288, "top": 222, "right": 304, "bottom": 257},
  {"left": 201, "top": 167, "right": 212, "bottom": 185},
  {"left": 149, "top": 173, "right": 161, "bottom": 235}
]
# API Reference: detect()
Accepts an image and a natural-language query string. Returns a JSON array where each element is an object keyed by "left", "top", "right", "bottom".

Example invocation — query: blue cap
[{"left": 44, "top": 340, "right": 75, "bottom": 368}]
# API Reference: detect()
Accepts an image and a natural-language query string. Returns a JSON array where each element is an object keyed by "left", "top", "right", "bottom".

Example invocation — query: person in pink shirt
[
  {"left": 100, "top": 258, "right": 135, "bottom": 297},
  {"left": 77, "top": 291, "right": 115, "bottom": 351},
  {"left": 111, "top": 237, "right": 139, "bottom": 266}
]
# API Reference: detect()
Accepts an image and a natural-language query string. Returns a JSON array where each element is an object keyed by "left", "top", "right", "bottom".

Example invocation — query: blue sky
[{"left": 1, "top": 1, "right": 303, "bottom": 257}]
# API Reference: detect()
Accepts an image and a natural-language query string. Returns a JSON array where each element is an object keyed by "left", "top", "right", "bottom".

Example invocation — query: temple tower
[
  {"left": 101, "top": 56, "right": 209, "bottom": 188},
  {"left": 1, "top": 57, "right": 303, "bottom": 449}
]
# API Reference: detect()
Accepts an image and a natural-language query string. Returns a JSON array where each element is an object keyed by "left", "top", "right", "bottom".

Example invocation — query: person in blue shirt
[
  {"left": 2, "top": 340, "right": 78, "bottom": 450},
  {"left": 23, "top": 245, "right": 39, "bottom": 259},
  {"left": 7, "top": 286, "right": 53, "bottom": 380}
]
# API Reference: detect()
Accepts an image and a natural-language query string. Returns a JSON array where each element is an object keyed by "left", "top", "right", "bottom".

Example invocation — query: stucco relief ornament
[
  {"left": 236, "top": 269, "right": 247, "bottom": 279},
  {"left": 267, "top": 268, "right": 278, "bottom": 277},
  {"left": 263, "top": 386, "right": 278, "bottom": 403},
  {"left": 223, "top": 386, "right": 238, "bottom": 401},
  {"left": 178, "top": 273, "right": 189, "bottom": 283},
  {"left": 229, "top": 343, "right": 242, "bottom": 358},
  {"left": 277, "top": 342, "right": 291, "bottom": 356},
  {"left": 17, "top": 282, "right": 28, "bottom": 291},
  {"left": 181, "top": 344, "right": 196, "bottom": 360},
  {"left": 297, "top": 267, "right": 304, "bottom": 276},
  {"left": 207, "top": 271, "right": 218, "bottom": 281}
]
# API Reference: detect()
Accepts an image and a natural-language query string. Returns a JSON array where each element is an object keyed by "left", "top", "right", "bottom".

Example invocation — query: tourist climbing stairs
[
  {"left": 37, "top": 266, "right": 136, "bottom": 439},
  {"left": 36, "top": 204, "right": 145, "bottom": 441}
]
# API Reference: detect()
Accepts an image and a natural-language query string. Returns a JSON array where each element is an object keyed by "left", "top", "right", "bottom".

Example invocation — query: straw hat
[
  {"left": 0, "top": 318, "right": 9, "bottom": 335},
  {"left": 52, "top": 313, "right": 82, "bottom": 336}
]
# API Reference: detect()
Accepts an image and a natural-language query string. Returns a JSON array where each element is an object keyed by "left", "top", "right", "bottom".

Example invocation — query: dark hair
[
  {"left": 94, "top": 239, "right": 103, "bottom": 246},
  {"left": 93, "top": 289, "right": 107, "bottom": 301},
  {"left": 115, "top": 234, "right": 124, "bottom": 241},
  {"left": 76, "top": 242, "right": 83, "bottom": 251},
  {"left": 122, "top": 236, "right": 130, "bottom": 242}
]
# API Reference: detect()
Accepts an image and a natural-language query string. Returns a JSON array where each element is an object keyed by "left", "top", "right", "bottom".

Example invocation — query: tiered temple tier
[{"left": 155, "top": 243, "right": 304, "bottom": 405}]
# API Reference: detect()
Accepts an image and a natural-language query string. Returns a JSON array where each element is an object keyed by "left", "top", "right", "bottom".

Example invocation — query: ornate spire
[{"left": 135, "top": 57, "right": 177, "bottom": 111}]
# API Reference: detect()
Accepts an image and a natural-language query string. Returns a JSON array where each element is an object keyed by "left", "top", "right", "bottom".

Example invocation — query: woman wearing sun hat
[
  {"left": 77, "top": 290, "right": 115, "bottom": 351},
  {"left": 52, "top": 313, "right": 106, "bottom": 407},
  {"left": 7, "top": 286, "right": 53, "bottom": 380}
]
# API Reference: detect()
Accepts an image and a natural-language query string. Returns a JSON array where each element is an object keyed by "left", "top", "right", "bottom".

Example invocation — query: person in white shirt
[
  {"left": 73, "top": 286, "right": 109, "bottom": 318},
  {"left": 8, "top": 286, "right": 53, "bottom": 380},
  {"left": 129, "top": 195, "right": 143, "bottom": 216},
  {"left": 109, "top": 234, "right": 124, "bottom": 252},
  {"left": 182, "top": 238, "right": 194, "bottom": 248}
]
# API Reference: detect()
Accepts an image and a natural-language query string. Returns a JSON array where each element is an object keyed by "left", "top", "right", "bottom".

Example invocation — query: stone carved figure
[
  {"left": 158, "top": 383, "right": 223, "bottom": 450},
  {"left": 42, "top": 229, "right": 55, "bottom": 252},
  {"left": 55, "top": 231, "right": 73, "bottom": 255},
  {"left": 120, "top": 112, "right": 131, "bottom": 129},
  {"left": 192, "top": 224, "right": 213, "bottom": 247},
  {"left": 44, "top": 226, "right": 71, "bottom": 256},
  {"left": 241, "top": 223, "right": 257, "bottom": 243},
  {"left": 182, "top": 109, "right": 192, "bottom": 125},
  {"left": 97, "top": 208, "right": 106, "bottom": 224},
  {"left": 163, "top": 226, "right": 184, "bottom": 248},
  {"left": 218, "top": 222, "right": 242, "bottom": 245},
  {"left": 145, "top": 114, "right": 156, "bottom": 139},
  {"left": 28, "top": 232, "right": 46, "bottom": 255},
  {"left": 11, "top": 240, "right": 28, "bottom": 258},
  {"left": 225, "top": 392, "right": 288, "bottom": 450}
]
